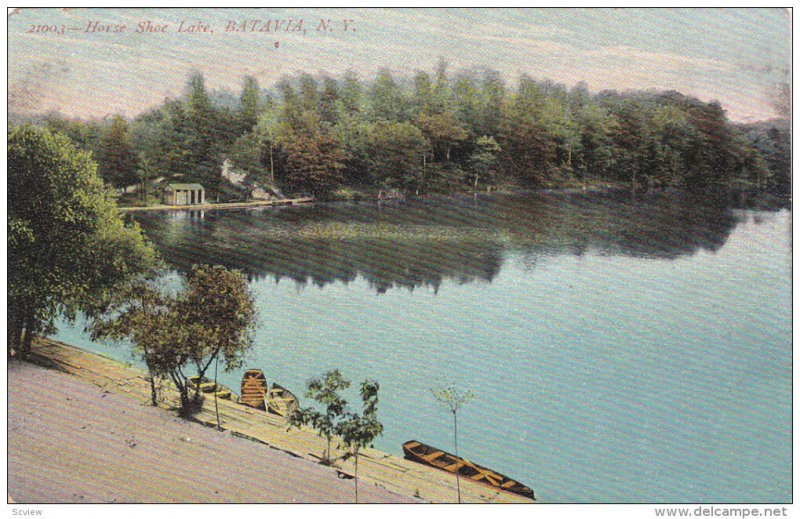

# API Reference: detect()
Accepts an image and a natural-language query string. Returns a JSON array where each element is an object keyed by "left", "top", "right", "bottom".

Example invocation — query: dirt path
[{"left": 7, "top": 360, "right": 416, "bottom": 504}]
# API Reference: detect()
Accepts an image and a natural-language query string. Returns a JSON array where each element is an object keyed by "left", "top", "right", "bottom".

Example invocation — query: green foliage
[
  {"left": 365, "top": 120, "right": 429, "bottom": 192},
  {"left": 280, "top": 112, "right": 347, "bottom": 197},
  {"left": 432, "top": 384, "right": 474, "bottom": 503},
  {"left": 337, "top": 380, "right": 384, "bottom": 503},
  {"left": 238, "top": 76, "right": 262, "bottom": 132},
  {"left": 97, "top": 115, "right": 137, "bottom": 190},
  {"left": 369, "top": 69, "right": 409, "bottom": 122},
  {"left": 290, "top": 369, "right": 351, "bottom": 464},
  {"left": 290, "top": 369, "right": 383, "bottom": 504},
  {"left": 21, "top": 67, "right": 787, "bottom": 201},
  {"left": 90, "top": 278, "right": 174, "bottom": 405},
  {"left": 91, "top": 264, "right": 256, "bottom": 416},
  {"left": 468, "top": 135, "right": 501, "bottom": 188},
  {"left": 738, "top": 119, "right": 790, "bottom": 194},
  {"left": 177, "top": 265, "right": 257, "bottom": 380},
  {"left": 431, "top": 385, "right": 474, "bottom": 414},
  {"left": 8, "top": 125, "right": 161, "bottom": 357}
]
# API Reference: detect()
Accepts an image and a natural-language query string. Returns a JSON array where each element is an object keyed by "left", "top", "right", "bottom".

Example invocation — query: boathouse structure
[{"left": 164, "top": 183, "right": 205, "bottom": 205}]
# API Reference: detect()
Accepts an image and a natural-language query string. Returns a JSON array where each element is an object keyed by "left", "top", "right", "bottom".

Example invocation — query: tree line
[{"left": 21, "top": 60, "right": 790, "bottom": 202}]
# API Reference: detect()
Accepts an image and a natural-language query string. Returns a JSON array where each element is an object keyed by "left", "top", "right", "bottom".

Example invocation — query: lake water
[{"left": 54, "top": 191, "right": 792, "bottom": 503}]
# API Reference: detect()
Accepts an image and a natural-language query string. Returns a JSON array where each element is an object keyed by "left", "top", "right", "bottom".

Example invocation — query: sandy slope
[{"left": 7, "top": 360, "right": 416, "bottom": 504}]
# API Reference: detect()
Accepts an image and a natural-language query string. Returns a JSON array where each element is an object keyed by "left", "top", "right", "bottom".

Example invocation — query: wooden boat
[
  {"left": 240, "top": 369, "right": 267, "bottom": 410},
  {"left": 186, "top": 375, "right": 232, "bottom": 399},
  {"left": 267, "top": 383, "right": 300, "bottom": 418},
  {"left": 402, "top": 440, "right": 535, "bottom": 500}
]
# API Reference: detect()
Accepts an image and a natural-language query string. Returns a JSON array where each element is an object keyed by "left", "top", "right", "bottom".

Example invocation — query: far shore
[
  {"left": 118, "top": 196, "right": 314, "bottom": 213},
  {"left": 117, "top": 181, "right": 629, "bottom": 214}
]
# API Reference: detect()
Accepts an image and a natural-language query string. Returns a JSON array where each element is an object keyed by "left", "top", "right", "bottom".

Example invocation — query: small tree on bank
[
  {"left": 290, "top": 369, "right": 350, "bottom": 465},
  {"left": 338, "top": 380, "right": 384, "bottom": 503},
  {"left": 432, "top": 385, "right": 474, "bottom": 504},
  {"left": 90, "top": 278, "right": 173, "bottom": 406}
]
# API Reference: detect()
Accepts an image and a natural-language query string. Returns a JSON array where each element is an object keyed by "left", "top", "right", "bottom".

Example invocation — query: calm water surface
[{"left": 55, "top": 192, "right": 792, "bottom": 503}]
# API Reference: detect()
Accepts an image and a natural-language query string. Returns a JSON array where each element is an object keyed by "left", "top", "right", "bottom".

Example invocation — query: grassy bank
[{"left": 13, "top": 338, "right": 533, "bottom": 504}]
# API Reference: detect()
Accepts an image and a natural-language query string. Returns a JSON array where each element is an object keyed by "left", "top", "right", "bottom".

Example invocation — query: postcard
[{"left": 7, "top": 7, "right": 792, "bottom": 513}]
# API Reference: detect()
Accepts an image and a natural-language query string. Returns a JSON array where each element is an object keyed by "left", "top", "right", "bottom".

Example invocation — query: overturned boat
[
  {"left": 240, "top": 369, "right": 268, "bottom": 410},
  {"left": 402, "top": 440, "right": 535, "bottom": 500}
]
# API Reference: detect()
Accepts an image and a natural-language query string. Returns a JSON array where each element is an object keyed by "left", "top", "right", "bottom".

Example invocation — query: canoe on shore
[
  {"left": 240, "top": 369, "right": 267, "bottom": 410},
  {"left": 186, "top": 376, "right": 232, "bottom": 399},
  {"left": 402, "top": 440, "right": 535, "bottom": 500},
  {"left": 267, "top": 383, "right": 300, "bottom": 418}
]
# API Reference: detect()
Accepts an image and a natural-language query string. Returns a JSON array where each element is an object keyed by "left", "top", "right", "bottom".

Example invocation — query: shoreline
[
  {"left": 118, "top": 197, "right": 314, "bottom": 213},
  {"left": 117, "top": 182, "right": 630, "bottom": 214},
  {"left": 12, "top": 338, "right": 534, "bottom": 504}
]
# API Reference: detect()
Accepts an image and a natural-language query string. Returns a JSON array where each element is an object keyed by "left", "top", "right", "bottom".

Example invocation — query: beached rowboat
[
  {"left": 240, "top": 369, "right": 267, "bottom": 410},
  {"left": 402, "top": 440, "right": 535, "bottom": 500},
  {"left": 267, "top": 383, "right": 300, "bottom": 418},
  {"left": 186, "top": 376, "right": 232, "bottom": 399}
]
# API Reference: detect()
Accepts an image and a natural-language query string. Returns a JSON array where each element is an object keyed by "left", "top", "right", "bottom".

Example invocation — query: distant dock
[{"left": 119, "top": 197, "right": 315, "bottom": 213}]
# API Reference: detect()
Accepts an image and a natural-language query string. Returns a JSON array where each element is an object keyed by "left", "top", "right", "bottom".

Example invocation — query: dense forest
[{"left": 13, "top": 60, "right": 791, "bottom": 202}]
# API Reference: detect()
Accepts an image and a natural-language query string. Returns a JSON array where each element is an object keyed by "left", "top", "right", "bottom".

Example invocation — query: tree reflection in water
[{"left": 131, "top": 190, "right": 779, "bottom": 293}]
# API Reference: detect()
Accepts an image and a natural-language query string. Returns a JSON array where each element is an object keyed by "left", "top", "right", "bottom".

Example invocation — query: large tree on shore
[
  {"left": 176, "top": 265, "right": 257, "bottom": 412},
  {"left": 91, "top": 265, "right": 257, "bottom": 417},
  {"left": 8, "top": 125, "right": 160, "bottom": 357}
]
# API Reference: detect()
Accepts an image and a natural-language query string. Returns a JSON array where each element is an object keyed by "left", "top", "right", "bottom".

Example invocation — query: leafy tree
[
  {"left": 499, "top": 114, "right": 555, "bottom": 186},
  {"left": 468, "top": 135, "right": 501, "bottom": 190},
  {"left": 43, "top": 113, "right": 105, "bottom": 157},
  {"left": 8, "top": 125, "right": 160, "bottom": 357},
  {"left": 185, "top": 72, "right": 223, "bottom": 196},
  {"left": 479, "top": 69, "right": 506, "bottom": 138},
  {"left": 338, "top": 70, "right": 363, "bottom": 115},
  {"left": 97, "top": 115, "right": 137, "bottom": 191},
  {"left": 332, "top": 111, "right": 372, "bottom": 185},
  {"left": 365, "top": 120, "right": 429, "bottom": 193},
  {"left": 369, "top": 69, "right": 408, "bottom": 122},
  {"left": 238, "top": 75, "right": 262, "bottom": 132},
  {"left": 432, "top": 385, "right": 474, "bottom": 504},
  {"left": 135, "top": 151, "right": 156, "bottom": 204},
  {"left": 298, "top": 73, "right": 320, "bottom": 115},
  {"left": 129, "top": 100, "right": 193, "bottom": 182},
  {"left": 452, "top": 70, "right": 484, "bottom": 136},
  {"left": 411, "top": 70, "right": 434, "bottom": 117},
  {"left": 228, "top": 130, "right": 271, "bottom": 192},
  {"left": 416, "top": 111, "right": 467, "bottom": 163},
  {"left": 338, "top": 380, "right": 383, "bottom": 503},
  {"left": 319, "top": 76, "right": 340, "bottom": 125},
  {"left": 281, "top": 113, "right": 347, "bottom": 196},
  {"left": 430, "top": 57, "right": 452, "bottom": 114},
  {"left": 91, "top": 265, "right": 254, "bottom": 417},
  {"left": 176, "top": 265, "right": 257, "bottom": 410},
  {"left": 290, "top": 369, "right": 351, "bottom": 465},
  {"left": 90, "top": 278, "right": 173, "bottom": 405}
]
